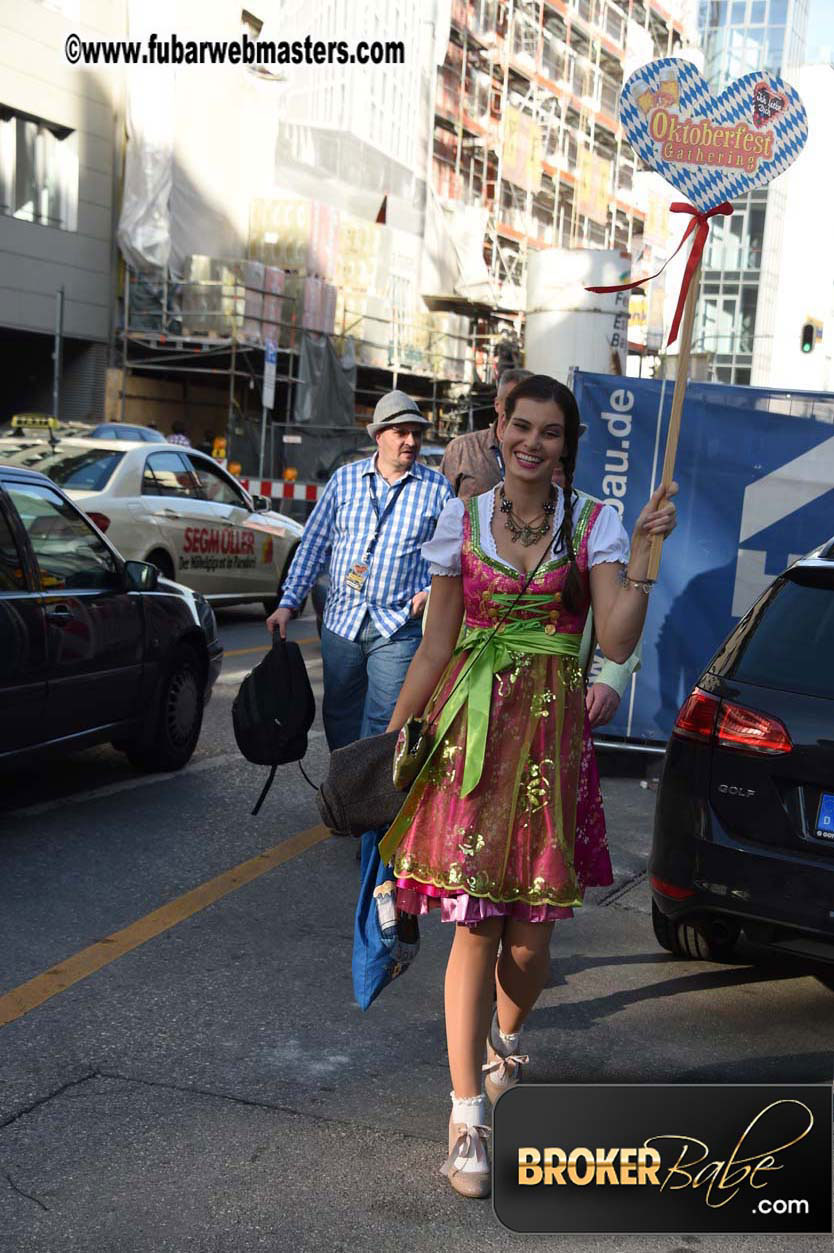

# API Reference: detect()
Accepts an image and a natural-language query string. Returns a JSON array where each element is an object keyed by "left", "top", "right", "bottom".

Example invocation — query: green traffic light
[{"left": 802, "top": 343, "right": 812, "bottom": 352}]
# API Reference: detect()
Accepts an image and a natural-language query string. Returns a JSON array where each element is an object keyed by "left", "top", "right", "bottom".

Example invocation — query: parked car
[
  {"left": 7, "top": 438, "right": 305, "bottom": 614},
  {"left": 650, "top": 540, "right": 834, "bottom": 981},
  {"left": 89, "top": 423, "right": 166, "bottom": 442},
  {"left": 0, "top": 463, "right": 223, "bottom": 771}
]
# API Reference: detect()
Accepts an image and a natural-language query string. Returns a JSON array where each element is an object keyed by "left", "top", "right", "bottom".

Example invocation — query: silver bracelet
[{"left": 619, "top": 568, "right": 655, "bottom": 594}]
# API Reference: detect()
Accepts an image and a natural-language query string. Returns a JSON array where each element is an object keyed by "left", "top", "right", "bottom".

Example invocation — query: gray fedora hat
[{"left": 367, "top": 389, "right": 431, "bottom": 436}]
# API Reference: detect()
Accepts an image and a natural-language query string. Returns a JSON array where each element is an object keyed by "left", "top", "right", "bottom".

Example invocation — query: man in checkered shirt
[
  {"left": 268, "top": 391, "right": 453, "bottom": 751},
  {"left": 167, "top": 421, "right": 191, "bottom": 447}
]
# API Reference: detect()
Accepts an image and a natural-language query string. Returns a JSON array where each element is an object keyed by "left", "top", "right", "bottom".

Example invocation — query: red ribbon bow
[{"left": 586, "top": 201, "right": 734, "bottom": 347}]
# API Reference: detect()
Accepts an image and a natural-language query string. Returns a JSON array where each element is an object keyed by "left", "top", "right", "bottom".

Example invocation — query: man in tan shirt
[
  {"left": 439, "top": 368, "right": 533, "bottom": 501},
  {"left": 439, "top": 368, "right": 640, "bottom": 729}
]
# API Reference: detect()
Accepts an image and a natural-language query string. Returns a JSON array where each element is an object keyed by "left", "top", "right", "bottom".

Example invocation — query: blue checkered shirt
[{"left": 278, "top": 456, "right": 454, "bottom": 640}]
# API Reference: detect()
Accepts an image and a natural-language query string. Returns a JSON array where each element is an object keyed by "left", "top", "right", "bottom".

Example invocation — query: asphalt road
[{"left": 0, "top": 605, "right": 831, "bottom": 1252}]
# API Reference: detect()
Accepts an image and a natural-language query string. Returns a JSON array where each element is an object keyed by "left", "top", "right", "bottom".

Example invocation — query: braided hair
[{"left": 503, "top": 374, "right": 584, "bottom": 615}]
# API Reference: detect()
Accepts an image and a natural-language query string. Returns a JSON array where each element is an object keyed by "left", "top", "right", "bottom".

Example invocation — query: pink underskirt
[{"left": 396, "top": 879, "right": 574, "bottom": 927}]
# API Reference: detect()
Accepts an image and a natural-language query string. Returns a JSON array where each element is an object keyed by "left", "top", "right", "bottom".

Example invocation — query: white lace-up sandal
[
  {"left": 483, "top": 1010, "right": 529, "bottom": 1106},
  {"left": 441, "top": 1092, "right": 491, "bottom": 1199}
]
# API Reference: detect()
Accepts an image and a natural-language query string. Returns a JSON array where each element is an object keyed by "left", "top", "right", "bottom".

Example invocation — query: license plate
[{"left": 814, "top": 792, "right": 834, "bottom": 840}]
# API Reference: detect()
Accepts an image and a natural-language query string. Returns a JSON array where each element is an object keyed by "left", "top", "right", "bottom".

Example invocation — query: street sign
[{"left": 262, "top": 340, "right": 277, "bottom": 411}]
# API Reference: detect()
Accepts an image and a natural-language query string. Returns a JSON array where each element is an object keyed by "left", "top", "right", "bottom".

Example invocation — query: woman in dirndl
[{"left": 379, "top": 374, "right": 677, "bottom": 1198}]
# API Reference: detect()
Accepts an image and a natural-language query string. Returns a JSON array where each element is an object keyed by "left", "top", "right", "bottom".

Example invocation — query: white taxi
[{"left": 16, "top": 439, "right": 305, "bottom": 612}]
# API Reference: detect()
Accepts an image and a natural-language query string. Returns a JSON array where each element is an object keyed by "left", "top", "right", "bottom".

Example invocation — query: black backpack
[{"left": 232, "top": 635, "right": 316, "bottom": 815}]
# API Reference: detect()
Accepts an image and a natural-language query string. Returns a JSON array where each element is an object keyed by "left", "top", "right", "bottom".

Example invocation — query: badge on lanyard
[{"left": 345, "top": 561, "right": 369, "bottom": 591}]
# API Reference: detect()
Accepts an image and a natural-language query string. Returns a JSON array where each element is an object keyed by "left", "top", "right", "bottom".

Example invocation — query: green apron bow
[
  {"left": 451, "top": 612, "right": 581, "bottom": 798},
  {"left": 378, "top": 602, "right": 581, "bottom": 864}
]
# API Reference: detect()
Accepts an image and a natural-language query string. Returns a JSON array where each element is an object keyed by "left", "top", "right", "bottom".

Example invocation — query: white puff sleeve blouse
[{"left": 420, "top": 491, "right": 629, "bottom": 577}]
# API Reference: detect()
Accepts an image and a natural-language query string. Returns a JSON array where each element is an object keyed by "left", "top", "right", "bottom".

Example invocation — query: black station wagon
[{"left": 650, "top": 540, "right": 834, "bottom": 980}]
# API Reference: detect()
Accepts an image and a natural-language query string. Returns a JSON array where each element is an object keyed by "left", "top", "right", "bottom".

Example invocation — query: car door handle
[
  {"left": 161, "top": 508, "right": 179, "bottom": 517},
  {"left": 46, "top": 603, "right": 72, "bottom": 621}
]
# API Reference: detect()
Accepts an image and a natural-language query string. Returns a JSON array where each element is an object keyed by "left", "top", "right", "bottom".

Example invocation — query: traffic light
[{"left": 801, "top": 322, "right": 815, "bottom": 353}]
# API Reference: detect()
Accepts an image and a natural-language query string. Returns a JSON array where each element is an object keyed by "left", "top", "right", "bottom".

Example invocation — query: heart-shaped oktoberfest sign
[{"left": 620, "top": 58, "right": 808, "bottom": 211}]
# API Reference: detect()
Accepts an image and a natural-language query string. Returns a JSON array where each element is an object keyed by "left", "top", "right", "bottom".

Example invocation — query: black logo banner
[{"left": 493, "top": 1084, "right": 832, "bottom": 1234}]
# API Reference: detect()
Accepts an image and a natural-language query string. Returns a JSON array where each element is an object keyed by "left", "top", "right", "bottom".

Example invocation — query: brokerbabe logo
[{"left": 493, "top": 1085, "right": 832, "bottom": 1234}]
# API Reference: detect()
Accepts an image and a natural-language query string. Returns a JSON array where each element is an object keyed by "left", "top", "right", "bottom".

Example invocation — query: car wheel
[
  {"left": 126, "top": 644, "right": 204, "bottom": 772},
  {"left": 651, "top": 900, "right": 683, "bottom": 955},
  {"left": 675, "top": 918, "right": 741, "bottom": 962},
  {"left": 146, "top": 548, "right": 175, "bottom": 581}
]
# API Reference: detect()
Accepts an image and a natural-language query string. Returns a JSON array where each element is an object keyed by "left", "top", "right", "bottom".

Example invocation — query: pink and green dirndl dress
[{"left": 377, "top": 490, "right": 618, "bottom": 926}]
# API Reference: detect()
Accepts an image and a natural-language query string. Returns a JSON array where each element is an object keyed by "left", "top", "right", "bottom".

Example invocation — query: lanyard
[{"left": 364, "top": 473, "right": 407, "bottom": 561}]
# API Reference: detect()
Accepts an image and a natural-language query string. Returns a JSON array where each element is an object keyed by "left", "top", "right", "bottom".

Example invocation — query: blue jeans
[{"left": 320, "top": 614, "right": 423, "bottom": 750}]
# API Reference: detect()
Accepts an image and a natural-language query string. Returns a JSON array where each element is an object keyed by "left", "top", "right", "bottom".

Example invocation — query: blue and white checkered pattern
[
  {"left": 278, "top": 456, "right": 453, "bottom": 640},
  {"left": 620, "top": 59, "right": 808, "bottom": 212}
]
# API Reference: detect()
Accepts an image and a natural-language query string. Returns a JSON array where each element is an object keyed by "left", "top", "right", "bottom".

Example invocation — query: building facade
[
  {"left": 693, "top": 0, "right": 809, "bottom": 384},
  {"left": 0, "top": 0, "right": 123, "bottom": 423},
  {"left": 757, "top": 60, "right": 834, "bottom": 391}
]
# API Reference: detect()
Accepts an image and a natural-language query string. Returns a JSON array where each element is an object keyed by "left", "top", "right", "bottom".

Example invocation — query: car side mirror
[
  {"left": 124, "top": 559, "right": 160, "bottom": 591},
  {"left": 252, "top": 494, "right": 271, "bottom": 511}
]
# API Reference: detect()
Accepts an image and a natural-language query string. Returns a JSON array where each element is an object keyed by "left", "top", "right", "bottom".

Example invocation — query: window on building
[
  {"left": 761, "top": 28, "right": 779, "bottom": 74},
  {"left": 740, "top": 286, "right": 758, "bottom": 352},
  {"left": 748, "top": 206, "right": 765, "bottom": 268},
  {"left": 701, "top": 297, "right": 718, "bottom": 348},
  {"left": 0, "top": 106, "right": 78, "bottom": 231},
  {"left": 719, "top": 298, "right": 736, "bottom": 351}
]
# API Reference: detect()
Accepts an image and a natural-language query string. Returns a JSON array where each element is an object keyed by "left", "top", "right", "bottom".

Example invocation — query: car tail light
[
  {"left": 715, "top": 701, "right": 792, "bottom": 755},
  {"left": 88, "top": 512, "right": 111, "bottom": 533},
  {"left": 674, "top": 686, "right": 793, "bottom": 755},
  {"left": 650, "top": 874, "right": 696, "bottom": 900},
  {"left": 673, "top": 688, "right": 719, "bottom": 742}
]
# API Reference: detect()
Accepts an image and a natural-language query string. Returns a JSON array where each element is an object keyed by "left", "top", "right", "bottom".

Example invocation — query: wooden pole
[{"left": 647, "top": 263, "right": 701, "bottom": 581}]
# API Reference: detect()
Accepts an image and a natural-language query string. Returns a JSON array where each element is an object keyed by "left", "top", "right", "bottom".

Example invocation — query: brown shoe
[
  {"left": 440, "top": 1097, "right": 491, "bottom": 1198},
  {"left": 483, "top": 1011, "right": 528, "bottom": 1106}
]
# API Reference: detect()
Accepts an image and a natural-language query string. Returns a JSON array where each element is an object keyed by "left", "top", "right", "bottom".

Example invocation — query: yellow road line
[
  {"left": 0, "top": 824, "right": 331, "bottom": 1030},
  {"left": 224, "top": 636, "right": 318, "bottom": 658}
]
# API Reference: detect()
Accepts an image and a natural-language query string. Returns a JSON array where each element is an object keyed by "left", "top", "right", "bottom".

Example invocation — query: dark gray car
[{"left": 0, "top": 464, "right": 222, "bottom": 772}]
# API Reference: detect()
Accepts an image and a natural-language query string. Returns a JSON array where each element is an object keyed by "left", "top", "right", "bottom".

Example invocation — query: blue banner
[{"left": 572, "top": 371, "right": 834, "bottom": 743}]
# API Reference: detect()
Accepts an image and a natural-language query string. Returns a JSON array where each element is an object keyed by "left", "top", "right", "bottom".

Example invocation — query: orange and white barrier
[{"left": 238, "top": 478, "right": 324, "bottom": 502}]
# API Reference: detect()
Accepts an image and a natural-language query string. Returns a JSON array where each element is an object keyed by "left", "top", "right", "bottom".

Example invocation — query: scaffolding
[
  {"left": 116, "top": 266, "right": 522, "bottom": 484},
  {"left": 434, "top": 0, "right": 688, "bottom": 311}
]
